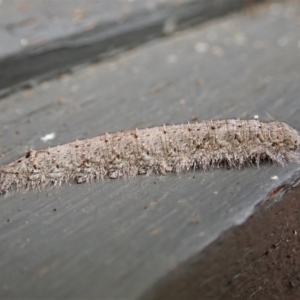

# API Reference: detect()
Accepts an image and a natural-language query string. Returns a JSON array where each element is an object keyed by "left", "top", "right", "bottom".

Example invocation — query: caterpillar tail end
[{"left": 0, "top": 168, "right": 17, "bottom": 196}]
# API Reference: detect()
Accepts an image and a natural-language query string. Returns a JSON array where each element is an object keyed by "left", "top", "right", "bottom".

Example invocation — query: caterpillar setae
[{"left": 0, "top": 119, "right": 299, "bottom": 195}]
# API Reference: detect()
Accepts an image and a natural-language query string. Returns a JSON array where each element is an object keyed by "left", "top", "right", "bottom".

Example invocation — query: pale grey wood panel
[{"left": 0, "top": 0, "right": 254, "bottom": 96}]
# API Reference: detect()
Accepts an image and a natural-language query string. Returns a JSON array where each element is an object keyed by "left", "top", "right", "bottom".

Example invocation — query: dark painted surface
[
  {"left": 0, "top": 0, "right": 253, "bottom": 97},
  {"left": 0, "top": 1, "right": 300, "bottom": 299},
  {"left": 141, "top": 183, "right": 300, "bottom": 299}
]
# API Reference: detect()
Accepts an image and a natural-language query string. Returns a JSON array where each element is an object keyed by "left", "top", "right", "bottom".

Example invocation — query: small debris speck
[
  {"left": 195, "top": 42, "right": 209, "bottom": 53},
  {"left": 41, "top": 133, "right": 56, "bottom": 142},
  {"left": 20, "top": 38, "right": 28, "bottom": 46}
]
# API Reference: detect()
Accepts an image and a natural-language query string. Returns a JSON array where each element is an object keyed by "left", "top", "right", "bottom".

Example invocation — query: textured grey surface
[
  {"left": 0, "top": 0, "right": 173, "bottom": 56},
  {"left": 0, "top": 0, "right": 250, "bottom": 53},
  {"left": 0, "top": 1, "right": 300, "bottom": 299},
  {"left": 0, "top": 0, "right": 251, "bottom": 96}
]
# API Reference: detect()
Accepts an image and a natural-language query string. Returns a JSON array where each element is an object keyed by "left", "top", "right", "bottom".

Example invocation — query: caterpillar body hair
[{"left": 1, "top": 119, "right": 299, "bottom": 195}]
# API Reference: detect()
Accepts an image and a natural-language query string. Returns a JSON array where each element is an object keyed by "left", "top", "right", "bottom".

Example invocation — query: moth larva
[{"left": 0, "top": 119, "right": 299, "bottom": 195}]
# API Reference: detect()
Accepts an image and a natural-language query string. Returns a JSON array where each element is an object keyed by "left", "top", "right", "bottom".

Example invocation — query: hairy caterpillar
[{"left": 1, "top": 119, "right": 299, "bottom": 195}]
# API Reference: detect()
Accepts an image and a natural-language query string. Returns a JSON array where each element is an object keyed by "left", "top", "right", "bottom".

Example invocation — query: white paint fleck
[
  {"left": 233, "top": 33, "right": 247, "bottom": 46},
  {"left": 41, "top": 133, "right": 56, "bottom": 142},
  {"left": 20, "top": 38, "right": 28, "bottom": 46},
  {"left": 195, "top": 42, "right": 209, "bottom": 53},
  {"left": 271, "top": 175, "right": 279, "bottom": 181},
  {"left": 254, "top": 115, "right": 259, "bottom": 120}
]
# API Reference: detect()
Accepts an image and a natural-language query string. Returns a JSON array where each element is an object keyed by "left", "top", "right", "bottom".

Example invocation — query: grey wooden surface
[
  {"left": 0, "top": 1, "right": 300, "bottom": 299},
  {"left": 0, "top": 0, "right": 253, "bottom": 96}
]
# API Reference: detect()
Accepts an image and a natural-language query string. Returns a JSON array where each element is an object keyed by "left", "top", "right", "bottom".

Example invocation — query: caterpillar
[{"left": 1, "top": 119, "right": 299, "bottom": 195}]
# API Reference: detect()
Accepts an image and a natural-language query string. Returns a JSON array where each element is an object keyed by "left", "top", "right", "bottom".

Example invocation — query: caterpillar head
[
  {"left": 282, "top": 123, "right": 300, "bottom": 151},
  {"left": 278, "top": 122, "right": 300, "bottom": 164}
]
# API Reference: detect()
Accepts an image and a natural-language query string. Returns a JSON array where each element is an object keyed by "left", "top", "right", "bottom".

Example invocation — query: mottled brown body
[{"left": 1, "top": 119, "right": 299, "bottom": 195}]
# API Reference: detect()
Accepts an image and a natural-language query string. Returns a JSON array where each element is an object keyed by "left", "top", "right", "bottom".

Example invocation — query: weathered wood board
[
  {"left": 0, "top": 0, "right": 256, "bottom": 96},
  {"left": 0, "top": 1, "right": 300, "bottom": 299}
]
